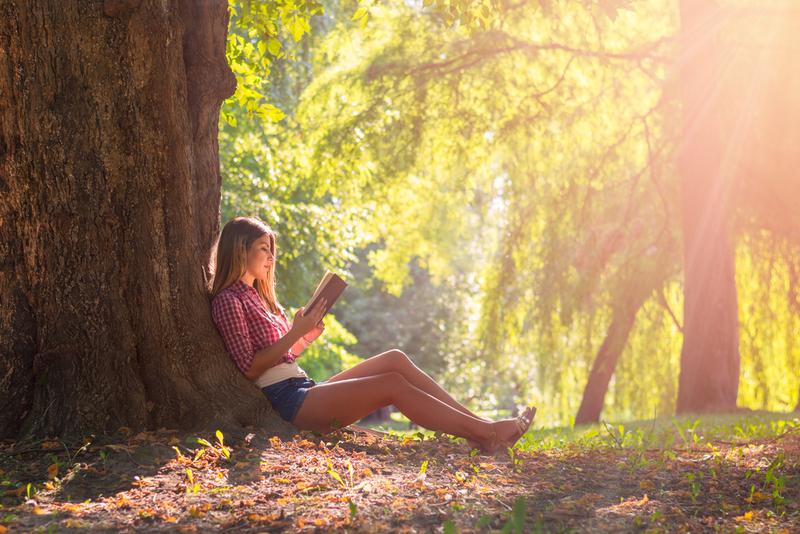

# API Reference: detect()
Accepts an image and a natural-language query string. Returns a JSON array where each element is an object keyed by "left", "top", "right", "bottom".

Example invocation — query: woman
[{"left": 209, "top": 216, "right": 535, "bottom": 454}]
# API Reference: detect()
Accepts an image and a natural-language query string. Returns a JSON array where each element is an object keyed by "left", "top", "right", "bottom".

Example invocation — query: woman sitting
[{"left": 209, "top": 216, "right": 535, "bottom": 454}]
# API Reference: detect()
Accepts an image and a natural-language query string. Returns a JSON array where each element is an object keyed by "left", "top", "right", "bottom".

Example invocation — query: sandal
[
  {"left": 467, "top": 406, "right": 537, "bottom": 455},
  {"left": 496, "top": 405, "right": 537, "bottom": 454}
]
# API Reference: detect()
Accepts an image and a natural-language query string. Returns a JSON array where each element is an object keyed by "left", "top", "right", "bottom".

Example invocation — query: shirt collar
[
  {"left": 228, "top": 280, "right": 285, "bottom": 318},
  {"left": 229, "top": 279, "right": 257, "bottom": 295}
]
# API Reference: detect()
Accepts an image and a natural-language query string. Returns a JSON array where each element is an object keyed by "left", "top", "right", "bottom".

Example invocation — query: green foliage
[
  {"left": 336, "top": 249, "right": 466, "bottom": 377},
  {"left": 224, "top": 0, "right": 325, "bottom": 124},
  {"left": 500, "top": 495, "right": 527, "bottom": 534},
  {"left": 518, "top": 413, "right": 800, "bottom": 453},
  {"left": 293, "top": 0, "right": 682, "bottom": 424},
  {"left": 220, "top": 2, "right": 369, "bottom": 377}
]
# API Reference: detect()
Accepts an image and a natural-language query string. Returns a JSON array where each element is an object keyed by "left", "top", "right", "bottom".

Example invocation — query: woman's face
[{"left": 247, "top": 234, "right": 275, "bottom": 282}]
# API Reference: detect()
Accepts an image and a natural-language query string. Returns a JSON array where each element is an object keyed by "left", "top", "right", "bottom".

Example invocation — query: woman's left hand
[{"left": 302, "top": 320, "right": 325, "bottom": 344}]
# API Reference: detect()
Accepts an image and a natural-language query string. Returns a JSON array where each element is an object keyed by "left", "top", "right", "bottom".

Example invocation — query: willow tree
[
  {"left": 0, "top": 0, "right": 323, "bottom": 439},
  {"left": 296, "top": 0, "right": 682, "bottom": 424},
  {"left": 292, "top": 1, "right": 794, "bottom": 422}
]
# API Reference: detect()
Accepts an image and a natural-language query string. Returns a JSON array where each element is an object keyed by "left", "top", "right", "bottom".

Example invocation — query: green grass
[{"left": 361, "top": 410, "right": 800, "bottom": 453}]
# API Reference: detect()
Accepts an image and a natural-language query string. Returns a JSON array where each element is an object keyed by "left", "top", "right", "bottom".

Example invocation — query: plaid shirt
[{"left": 211, "top": 279, "right": 296, "bottom": 375}]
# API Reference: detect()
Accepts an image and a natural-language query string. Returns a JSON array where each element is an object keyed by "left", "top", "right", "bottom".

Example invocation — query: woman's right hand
[{"left": 291, "top": 298, "right": 327, "bottom": 337}]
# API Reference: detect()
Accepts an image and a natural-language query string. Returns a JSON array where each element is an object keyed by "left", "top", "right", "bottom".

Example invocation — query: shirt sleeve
[
  {"left": 211, "top": 293, "right": 255, "bottom": 374},
  {"left": 273, "top": 309, "right": 297, "bottom": 364}
]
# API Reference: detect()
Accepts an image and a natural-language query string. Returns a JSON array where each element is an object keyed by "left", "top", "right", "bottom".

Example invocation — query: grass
[{"left": 363, "top": 409, "right": 800, "bottom": 453}]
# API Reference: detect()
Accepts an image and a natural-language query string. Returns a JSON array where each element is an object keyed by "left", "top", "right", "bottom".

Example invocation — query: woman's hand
[
  {"left": 303, "top": 320, "right": 325, "bottom": 343},
  {"left": 291, "top": 298, "right": 327, "bottom": 338}
]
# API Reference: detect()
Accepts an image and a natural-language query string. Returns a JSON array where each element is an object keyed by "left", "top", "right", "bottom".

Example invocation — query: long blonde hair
[{"left": 208, "top": 216, "right": 285, "bottom": 316}]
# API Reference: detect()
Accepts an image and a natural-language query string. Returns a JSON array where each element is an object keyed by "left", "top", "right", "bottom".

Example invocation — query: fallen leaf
[
  {"left": 639, "top": 479, "right": 655, "bottom": 491},
  {"left": 735, "top": 511, "right": 754, "bottom": 521}
]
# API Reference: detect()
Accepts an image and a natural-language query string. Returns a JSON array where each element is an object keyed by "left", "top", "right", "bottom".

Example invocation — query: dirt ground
[{"left": 1, "top": 425, "right": 797, "bottom": 532}]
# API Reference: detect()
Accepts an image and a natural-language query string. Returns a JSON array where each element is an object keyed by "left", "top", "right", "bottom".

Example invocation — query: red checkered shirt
[{"left": 211, "top": 279, "right": 296, "bottom": 375}]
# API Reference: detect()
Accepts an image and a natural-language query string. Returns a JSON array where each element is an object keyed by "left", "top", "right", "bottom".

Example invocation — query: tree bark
[
  {"left": 675, "top": 0, "right": 741, "bottom": 414},
  {"left": 0, "top": 0, "right": 289, "bottom": 438}
]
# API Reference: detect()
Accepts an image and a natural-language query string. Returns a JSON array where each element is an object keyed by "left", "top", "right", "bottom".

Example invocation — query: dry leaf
[{"left": 735, "top": 511, "right": 754, "bottom": 521}]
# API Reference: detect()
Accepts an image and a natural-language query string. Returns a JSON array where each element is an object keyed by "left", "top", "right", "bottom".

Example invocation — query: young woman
[{"left": 209, "top": 216, "right": 535, "bottom": 455}]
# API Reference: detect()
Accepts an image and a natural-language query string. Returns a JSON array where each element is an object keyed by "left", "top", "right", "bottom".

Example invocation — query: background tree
[
  {"left": 290, "top": 0, "right": 799, "bottom": 424},
  {"left": 674, "top": 0, "right": 740, "bottom": 413}
]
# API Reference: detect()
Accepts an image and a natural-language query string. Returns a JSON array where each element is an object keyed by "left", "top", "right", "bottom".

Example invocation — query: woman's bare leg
[
  {"left": 323, "top": 349, "right": 490, "bottom": 422},
  {"left": 292, "top": 371, "right": 497, "bottom": 445}
]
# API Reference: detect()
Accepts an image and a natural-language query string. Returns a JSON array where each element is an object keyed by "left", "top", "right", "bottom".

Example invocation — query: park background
[
  {"left": 1, "top": 0, "right": 799, "bottom": 532},
  {"left": 218, "top": 0, "right": 799, "bottom": 428}
]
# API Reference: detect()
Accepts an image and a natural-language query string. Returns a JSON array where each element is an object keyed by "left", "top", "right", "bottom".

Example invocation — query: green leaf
[
  {"left": 263, "top": 103, "right": 286, "bottom": 122},
  {"left": 283, "top": 11, "right": 310, "bottom": 42},
  {"left": 511, "top": 495, "right": 526, "bottom": 532},
  {"left": 268, "top": 38, "right": 282, "bottom": 56},
  {"left": 419, "top": 459, "right": 428, "bottom": 474}
]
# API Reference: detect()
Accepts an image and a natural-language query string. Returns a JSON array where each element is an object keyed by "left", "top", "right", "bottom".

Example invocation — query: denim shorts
[{"left": 261, "top": 376, "right": 323, "bottom": 423}]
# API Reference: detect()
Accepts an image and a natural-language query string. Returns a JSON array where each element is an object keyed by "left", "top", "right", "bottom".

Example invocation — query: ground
[{"left": 0, "top": 413, "right": 797, "bottom": 532}]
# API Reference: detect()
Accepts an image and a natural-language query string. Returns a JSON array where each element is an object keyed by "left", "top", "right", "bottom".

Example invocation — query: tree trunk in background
[
  {"left": 575, "top": 272, "right": 661, "bottom": 425},
  {"left": 675, "top": 0, "right": 741, "bottom": 413},
  {"left": 795, "top": 387, "right": 799, "bottom": 412},
  {"left": 574, "top": 297, "right": 644, "bottom": 426},
  {"left": 0, "top": 0, "right": 287, "bottom": 439}
]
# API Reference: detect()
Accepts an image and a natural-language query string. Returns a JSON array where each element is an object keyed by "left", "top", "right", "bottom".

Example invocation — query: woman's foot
[
  {"left": 465, "top": 408, "right": 528, "bottom": 452},
  {"left": 469, "top": 406, "right": 536, "bottom": 455}
]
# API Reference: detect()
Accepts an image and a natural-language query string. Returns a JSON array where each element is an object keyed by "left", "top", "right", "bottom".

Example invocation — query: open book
[{"left": 302, "top": 270, "right": 347, "bottom": 318}]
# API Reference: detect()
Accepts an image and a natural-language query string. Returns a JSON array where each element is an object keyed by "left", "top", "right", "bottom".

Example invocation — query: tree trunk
[
  {"left": 675, "top": 0, "right": 741, "bottom": 413},
  {"left": 574, "top": 271, "right": 661, "bottom": 425},
  {"left": 795, "top": 386, "right": 800, "bottom": 412},
  {"left": 574, "top": 295, "right": 645, "bottom": 425},
  {"left": 0, "top": 0, "right": 288, "bottom": 438}
]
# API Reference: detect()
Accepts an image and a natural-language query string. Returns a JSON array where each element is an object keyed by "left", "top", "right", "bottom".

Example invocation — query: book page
[{"left": 305, "top": 270, "right": 332, "bottom": 311}]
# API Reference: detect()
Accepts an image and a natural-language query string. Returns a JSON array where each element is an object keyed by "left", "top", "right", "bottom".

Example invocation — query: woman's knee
[
  {"left": 384, "top": 349, "right": 412, "bottom": 370},
  {"left": 374, "top": 371, "right": 411, "bottom": 399}
]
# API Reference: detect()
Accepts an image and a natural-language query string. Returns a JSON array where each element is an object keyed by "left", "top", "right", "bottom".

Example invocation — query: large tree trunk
[
  {"left": 675, "top": 0, "right": 741, "bottom": 413},
  {"left": 0, "top": 0, "right": 287, "bottom": 438}
]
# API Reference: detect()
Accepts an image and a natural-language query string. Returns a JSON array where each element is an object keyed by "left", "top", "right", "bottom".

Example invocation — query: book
[{"left": 302, "top": 270, "right": 347, "bottom": 318}]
